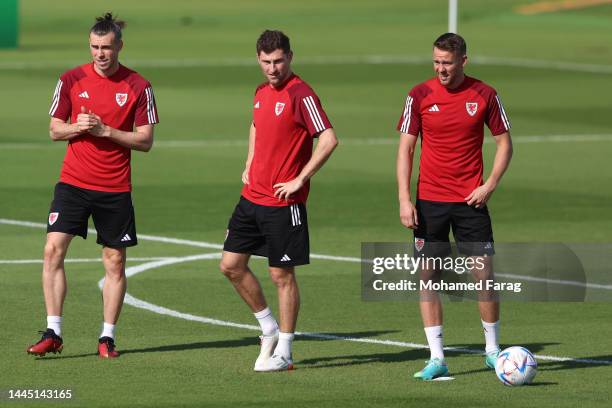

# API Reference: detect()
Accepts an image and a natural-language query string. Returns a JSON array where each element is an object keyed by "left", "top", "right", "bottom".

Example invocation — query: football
[{"left": 495, "top": 346, "right": 538, "bottom": 386}]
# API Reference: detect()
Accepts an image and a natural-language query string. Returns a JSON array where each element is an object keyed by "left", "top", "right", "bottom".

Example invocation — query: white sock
[
  {"left": 254, "top": 307, "right": 278, "bottom": 336},
  {"left": 482, "top": 320, "right": 500, "bottom": 353},
  {"left": 100, "top": 322, "right": 116, "bottom": 339},
  {"left": 274, "top": 332, "right": 294, "bottom": 359},
  {"left": 47, "top": 316, "right": 62, "bottom": 337},
  {"left": 424, "top": 325, "right": 444, "bottom": 360}
]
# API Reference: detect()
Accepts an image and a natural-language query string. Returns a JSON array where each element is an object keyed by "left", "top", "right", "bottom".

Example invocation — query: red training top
[
  {"left": 242, "top": 74, "right": 332, "bottom": 206},
  {"left": 397, "top": 76, "right": 510, "bottom": 202},
  {"left": 49, "top": 63, "right": 159, "bottom": 192}
]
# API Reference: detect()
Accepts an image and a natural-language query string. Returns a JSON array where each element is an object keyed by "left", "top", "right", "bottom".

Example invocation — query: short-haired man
[
  {"left": 220, "top": 30, "right": 338, "bottom": 372},
  {"left": 27, "top": 13, "right": 158, "bottom": 358},
  {"left": 396, "top": 33, "right": 513, "bottom": 380}
]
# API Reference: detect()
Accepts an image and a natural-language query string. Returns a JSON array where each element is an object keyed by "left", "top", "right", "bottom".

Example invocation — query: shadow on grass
[
  {"left": 441, "top": 342, "right": 611, "bottom": 377},
  {"left": 35, "top": 352, "right": 98, "bottom": 361},
  {"left": 296, "top": 343, "right": 612, "bottom": 374},
  {"left": 523, "top": 382, "right": 558, "bottom": 386},
  {"left": 296, "top": 348, "right": 430, "bottom": 369},
  {"left": 35, "top": 330, "right": 399, "bottom": 360},
  {"left": 35, "top": 336, "right": 609, "bottom": 374},
  {"left": 121, "top": 338, "right": 255, "bottom": 355},
  {"left": 449, "top": 342, "right": 559, "bottom": 356},
  {"left": 537, "top": 355, "right": 612, "bottom": 372},
  {"left": 120, "top": 330, "right": 400, "bottom": 355}
]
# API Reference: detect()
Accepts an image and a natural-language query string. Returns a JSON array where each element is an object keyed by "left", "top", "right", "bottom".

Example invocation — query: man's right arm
[
  {"left": 397, "top": 132, "right": 419, "bottom": 229},
  {"left": 49, "top": 115, "right": 92, "bottom": 142},
  {"left": 242, "top": 122, "right": 256, "bottom": 184}
]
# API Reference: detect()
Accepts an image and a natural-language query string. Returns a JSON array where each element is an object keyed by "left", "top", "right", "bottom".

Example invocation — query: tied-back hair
[{"left": 90, "top": 12, "right": 126, "bottom": 42}]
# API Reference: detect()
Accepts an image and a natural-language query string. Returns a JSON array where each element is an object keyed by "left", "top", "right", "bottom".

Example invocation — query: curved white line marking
[
  {"left": 106, "top": 253, "right": 611, "bottom": 366},
  {"left": 2, "top": 218, "right": 611, "bottom": 365},
  {"left": 1, "top": 218, "right": 610, "bottom": 290}
]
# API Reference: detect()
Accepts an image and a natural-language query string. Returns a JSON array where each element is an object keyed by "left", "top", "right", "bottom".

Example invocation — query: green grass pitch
[{"left": 1, "top": 1, "right": 611, "bottom": 407}]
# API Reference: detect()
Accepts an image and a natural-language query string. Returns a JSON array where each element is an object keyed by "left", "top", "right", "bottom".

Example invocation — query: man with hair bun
[{"left": 27, "top": 12, "right": 159, "bottom": 359}]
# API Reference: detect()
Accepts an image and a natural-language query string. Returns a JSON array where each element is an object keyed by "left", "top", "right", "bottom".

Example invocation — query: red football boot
[
  {"left": 98, "top": 336, "right": 120, "bottom": 358},
  {"left": 27, "top": 329, "right": 63, "bottom": 356}
]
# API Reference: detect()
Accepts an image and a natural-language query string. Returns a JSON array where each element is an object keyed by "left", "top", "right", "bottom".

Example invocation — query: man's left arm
[
  {"left": 465, "top": 132, "right": 513, "bottom": 208},
  {"left": 273, "top": 128, "right": 339, "bottom": 200}
]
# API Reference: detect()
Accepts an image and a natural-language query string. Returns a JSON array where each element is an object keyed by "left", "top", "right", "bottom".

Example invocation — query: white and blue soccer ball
[{"left": 495, "top": 346, "right": 538, "bottom": 386}]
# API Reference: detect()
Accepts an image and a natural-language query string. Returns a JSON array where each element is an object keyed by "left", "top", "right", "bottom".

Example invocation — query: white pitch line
[
  {"left": 144, "top": 134, "right": 612, "bottom": 147},
  {"left": 151, "top": 134, "right": 612, "bottom": 147},
  {"left": 470, "top": 55, "right": 612, "bottom": 75},
  {"left": 3, "top": 217, "right": 611, "bottom": 365},
  {"left": 499, "top": 272, "right": 612, "bottom": 291},
  {"left": 507, "top": 134, "right": 612, "bottom": 144},
  {"left": 1, "top": 218, "right": 610, "bottom": 290},
  {"left": 0, "top": 218, "right": 357, "bottom": 263},
  {"left": 0, "top": 257, "right": 180, "bottom": 265},
  {"left": 1, "top": 55, "right": 612, "bottom": 74},
  {"left": 2, "top": 134, "right": 612, "bottom": 150},
  {"left": 107, "top": 254, "right": 612, "bottom": 366}
]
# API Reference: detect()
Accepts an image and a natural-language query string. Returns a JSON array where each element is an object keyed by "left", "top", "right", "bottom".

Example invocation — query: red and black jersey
[
  {"left": 242, "top": 74, "right": 332, "bottom": 206},
  {"left": 49, "top": 63, "right": 159, "bottom": 192},
  {"left": 397, "top": 76, "right": 510, "bottom": 202}
]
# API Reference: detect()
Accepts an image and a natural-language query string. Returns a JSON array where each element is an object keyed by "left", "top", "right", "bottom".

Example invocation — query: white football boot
[
  {"left": 257, "top": 354, "right": 294, "bottom": 372},
  {"left": 253, "top": 332, "right": 279, "bottom": 371}
]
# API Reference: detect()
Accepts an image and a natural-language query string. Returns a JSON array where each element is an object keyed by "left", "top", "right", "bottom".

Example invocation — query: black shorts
[
  {"left": 414, "top": 199, "right": 494, "bottom": 257},
  {"left": 46, "top": 182, "right": 137, "bottom": 248},
  {"left": 223, "top": 196, "right": 309, "bottom": 267}
]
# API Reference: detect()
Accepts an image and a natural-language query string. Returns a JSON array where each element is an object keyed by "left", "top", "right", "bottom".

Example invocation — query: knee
[
  {"left": 44, "top": 242, "right": 66, "bottom": 265},
  {"left": 103, "top": 251, "right": 125, "bottom": 278},
  {"left": 219, "top": 261, "right": 245, "bottom": 282},
  {"left": 104, "top": 266, "right": 125, "bottom": 281},
  {"left": 269, "top": 269, "right": 295, "bottom": 288}
]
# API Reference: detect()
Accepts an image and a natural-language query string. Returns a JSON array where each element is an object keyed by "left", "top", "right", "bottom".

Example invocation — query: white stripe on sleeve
[
  {"left": 495, "top": 95, "right": 511, "bottom": 130},
  {"left": 400, "top": 95, "right": 413, "bottom": 133},
  {"left": 303, "top": 96, "right": 325, "bottom": 133},
  {"left": 150, "top": 87, "right": 158, "bottom": 123},
  {"left": 49, "top": 79, "right": 63, "bottom": 116},
  {"left": 306, "top": 96, "right": 326, "bottom": 131},
  {"left": 145, "top": 87, "right": 158, "bottom": 124},
  {"left": 145, "top": 88, "right": 152, "bottom": 124}
]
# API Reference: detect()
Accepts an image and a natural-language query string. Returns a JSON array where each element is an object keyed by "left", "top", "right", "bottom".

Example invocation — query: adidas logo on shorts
[
  {"left": 121, "top": 234, "right": 131, "bottom": 242},
  {"left": 280, "top": 254, "right": 291, "bottom": 262}
]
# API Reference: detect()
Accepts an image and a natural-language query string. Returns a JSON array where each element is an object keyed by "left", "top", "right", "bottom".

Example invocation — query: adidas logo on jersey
[
  {"left": 280, "top": 254, "right": 292, "bottom": 262},
  {"left": 78, "top": 91, "right": 90, "bottom": 99},
  {"left": 254, "top": 101, "right": 260, "bottom": 109},
  {"left": 428, "top": 104, "right": 440, "bottom": 112},
  {"left": 121, "top": 234, "right": 131, "bottom": 242}
]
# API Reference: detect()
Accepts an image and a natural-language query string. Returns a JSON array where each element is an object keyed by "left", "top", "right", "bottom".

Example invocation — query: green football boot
[
  {"left": 485, "top": 349, "right": 500, "bottom": 369},
  {"left": 414, "top": 358, "right": 449, "bottom": 380}
]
